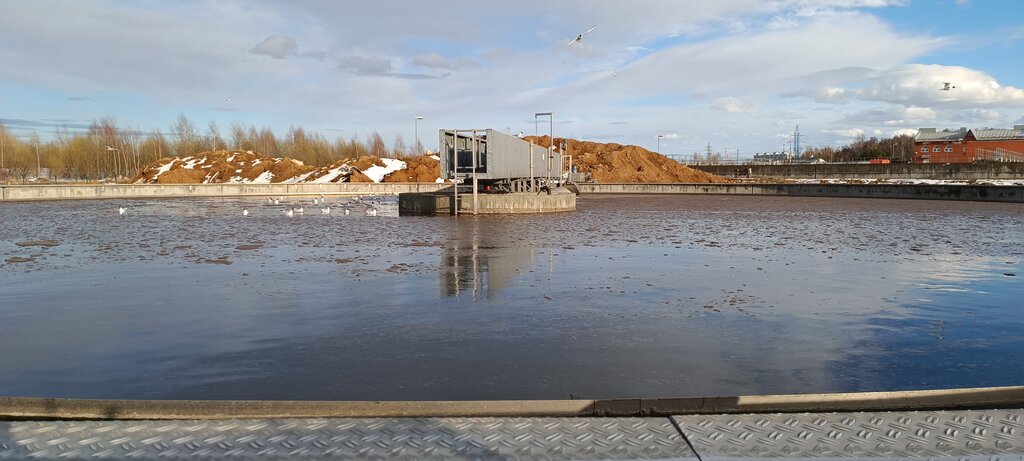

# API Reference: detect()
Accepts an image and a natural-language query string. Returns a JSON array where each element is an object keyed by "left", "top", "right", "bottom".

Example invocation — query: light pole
[
  {"left": 657, "top": 134, "right": 664, "bottom": 155},
  {"left": 414, "top": 116, "right": 423, "bottom": 155},
  {"left": 534, "top": 112, "right": 553, "bottom": 183},
  {"left": 34, "top": 135, "right": 41, "bottom": 180}
]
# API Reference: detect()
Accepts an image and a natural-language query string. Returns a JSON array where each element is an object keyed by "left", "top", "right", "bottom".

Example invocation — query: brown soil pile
[
  {"left": 134, "top": 151, "right": 434, "bottom": 184},
  {"left": 524, "top": 136, "right": 730, "bottom": 183},
  {"left": 133, "top": 150, "right": 315, "bottom": 184},
  {"left": 383, "top": 154, "right": 441, "bottom": 183}
]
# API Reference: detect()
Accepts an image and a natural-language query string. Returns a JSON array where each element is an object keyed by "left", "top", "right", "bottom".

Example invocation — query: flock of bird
[
  {"left": 117, "top": 195, "right": 386, "bottom": 217},
  {"left": 262, "top": 194, "right": 382, "bottom": 217}
]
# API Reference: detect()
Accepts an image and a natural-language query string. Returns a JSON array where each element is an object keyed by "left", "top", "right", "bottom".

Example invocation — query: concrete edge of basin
[{"left": 3, "top": 386, "right": 1022, "bottom": 420}]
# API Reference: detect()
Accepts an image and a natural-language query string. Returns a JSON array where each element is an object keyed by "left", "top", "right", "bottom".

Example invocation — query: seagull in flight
[
  {"left": 225, "top": 96, "right": 232, "bottom": 103},
  {"left": 568, "top": 25, "right": 597, "bottom": 46},
  {"left": 940, "top": 82, "right": 956, "bottom": 91}
]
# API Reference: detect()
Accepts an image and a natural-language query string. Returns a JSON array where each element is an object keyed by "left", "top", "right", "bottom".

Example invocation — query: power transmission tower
[{"left": 792, "top": 125, "right": 803, "bottom": 158}]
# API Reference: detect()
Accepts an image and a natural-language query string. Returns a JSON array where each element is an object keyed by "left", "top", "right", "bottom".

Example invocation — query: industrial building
[{"left": 915, "top": 125, "right": 1024, "bottom": 163}]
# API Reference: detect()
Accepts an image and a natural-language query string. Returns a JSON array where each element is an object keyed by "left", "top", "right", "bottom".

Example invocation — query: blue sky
[{"left": 2, "top": 0, "right": 1023, "bottom": 157}]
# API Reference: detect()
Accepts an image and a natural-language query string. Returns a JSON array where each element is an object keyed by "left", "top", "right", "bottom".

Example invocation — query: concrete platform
[
  {"left": 1, "top": 410, "right": 1021, "bottom": 459},
  {"left": 399, "top": 190, "right": 576, "bottom": 215},
  {"left": 2, "top": 388, "right": 1023, "bottom": 459}
]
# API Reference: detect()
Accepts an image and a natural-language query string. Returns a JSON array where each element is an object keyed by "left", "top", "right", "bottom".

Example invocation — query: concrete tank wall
[
  {"left": 4, "top": 182, "right": 1022, "bottom": 204},
  {"left": 578, "top": 183, "right": 1024, "bottom": 202},
  {"left": 695, "top": 163, "right": 1024, "bottom": 179},
  {"left": 0, "top": 183, "right": 447, "bottom": 202},
  {"left": 399, "top": 191, "right": 576, "bottom": 215}
]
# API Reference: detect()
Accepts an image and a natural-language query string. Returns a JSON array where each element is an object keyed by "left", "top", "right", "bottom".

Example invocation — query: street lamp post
[
  {"left": 34, "top": 137, "right": 41, "bottom": 180},
  {"left": 534, "top": 112, "right": 553, "bottom": 183},
  {"left": 657, "top": 134, "right": 664, "bottom": 155},
  {"left": 414, "top": 116, "right": 423, "bottom": 155}
]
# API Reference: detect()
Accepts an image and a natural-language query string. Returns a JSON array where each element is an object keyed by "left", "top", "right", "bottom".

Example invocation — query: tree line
[
  {"left": 0, "top": 114, "right": 423, "bottom": 181},
  {"left": 799, "top": 134, "right": 916, "bottom": 163}
]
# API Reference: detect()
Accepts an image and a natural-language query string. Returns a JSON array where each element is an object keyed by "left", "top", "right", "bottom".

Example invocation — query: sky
[{"left": 2, "top": 0, "right": 1024, "bottom": 158}]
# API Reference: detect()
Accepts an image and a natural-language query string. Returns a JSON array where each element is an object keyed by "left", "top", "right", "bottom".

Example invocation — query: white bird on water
[
  {"left": 321, "top": 206, "right": 331, "bottom": 215},
  {"left": 365, "top": 207, "right": 378, "bottom": 217},
  {"left": 295, "top": 206, "right": 304, "bottom": 214},
  {"left": 568, "top": 25, "right": 597, "bottom": 46},
  {"left": 312, "top": 197, "right": 319, "bottom": 205},
  {"left": 284, "top": 208, "right": 294, "bottom": 217},
  {"left": 242, "top": 208, "right": 249, "bottom": 216},
  {"left": 343, "top": 208, "right": 350, "bottom": 215},
  {"left": 118, "top": 206, "right": 127, "bottom": 215},
  {"left": 273, "top": 199, "right": 279, "bottom": 205},
  {"left": 266, "top": 197, "right": 273, "bottom": 204}
]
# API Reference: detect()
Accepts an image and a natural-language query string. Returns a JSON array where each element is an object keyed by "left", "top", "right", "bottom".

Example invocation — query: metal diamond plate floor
[
  {"left": 0, "top": 417, "right": 694, "bottom": 460},
  {"left": 673, "top": 409, "right": 1024, "bottom": 460}
]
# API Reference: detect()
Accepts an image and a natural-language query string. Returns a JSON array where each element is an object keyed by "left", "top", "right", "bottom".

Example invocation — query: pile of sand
[
  {"left": 383, "top": 154, "right": 441, "bottom": 183},
  {"left": 134, "top": 151, "right": 442, "bottom": 184},
  {"left": 524, "top": 136, "right": 729, "bottom": 183},
  {"left": 133, "top": 150, "right": 314, "bottom": 184},
  {"left": 132, "top": 140, "right": 725, "bottom": 185}
]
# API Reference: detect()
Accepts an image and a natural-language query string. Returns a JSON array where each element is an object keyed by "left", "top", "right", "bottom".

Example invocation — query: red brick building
[{"left": 914, "top": 125, "right": 1024, "bottom": 163}]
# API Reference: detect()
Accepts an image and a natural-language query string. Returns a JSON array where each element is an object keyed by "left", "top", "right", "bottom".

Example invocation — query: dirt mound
[
  {"left": 133, "top": 150, "right": 314, "bottom": 184},
  {"left": 131, "top": 140, "right": 717, "bottom": 185},
  {"left": 134, "top": 151, "right": 425, "bottom": 184},
  {"left": 383, "top": 154, "right": 441, "bottom": 182},
  {"left": 524, "top": 136, "right": 730, "bottom": 183}
]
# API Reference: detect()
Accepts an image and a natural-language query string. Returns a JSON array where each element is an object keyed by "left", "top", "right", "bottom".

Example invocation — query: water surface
[{"left": 1, "top": 194, "right": 1022, "bottom": 400}]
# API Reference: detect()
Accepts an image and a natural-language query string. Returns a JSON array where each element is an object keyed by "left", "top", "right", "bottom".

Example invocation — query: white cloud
[
  {"left": 951, "top": 108, "right": 1004, "bottom": 122},
  {"left": 657, "top": 133, "right": 680, "bottom": 140},
  {"left": 792, "top": 64, "right": 1024, "bottom": 107},
  {"left": 250, "top": 35, "right": 297, "bottom": 59},
  {"left": 711, "top": 96, "right": 757, "bottom": 115},
  {"left": 890, "top": 128, "right": 918, "bottom": 137},
  {"left": 337, "top": 56, "right": 392, "bottom": 75},
  {"left": 412, "top": 53, "right": 480, "bottom": 70},
  {"left": 841, "top": 105, "right": 936, "bottom": 127},
  {"left": 823, "top": 128, "right": 866, "bottom": 138}
]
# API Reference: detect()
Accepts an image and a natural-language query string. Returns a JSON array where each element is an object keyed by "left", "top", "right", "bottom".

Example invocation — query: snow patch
[
  {"left": 362, "top": 158, "right": 407, "bottom": 183},
  {"left": 251, "top": 171, "right": 274, "bottom": 184}
]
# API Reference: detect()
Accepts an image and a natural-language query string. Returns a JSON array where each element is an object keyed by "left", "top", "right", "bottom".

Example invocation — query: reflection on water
[
  {"left": 0, "top": 195, "right": 1022, "bottom": 400},
  {"left": 441, "top": 220, "right": 536, "bottom": 299}
]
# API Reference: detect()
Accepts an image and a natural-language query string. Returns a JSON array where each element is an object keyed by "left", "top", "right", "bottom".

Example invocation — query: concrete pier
[{"left": 399, "top": 190, "right": 576, "bottom": 215}]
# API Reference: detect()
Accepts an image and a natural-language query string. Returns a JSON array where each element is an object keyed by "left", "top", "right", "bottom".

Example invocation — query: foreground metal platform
[{"left": 1, "top": 409, "right": 1021, "bottom": 460}]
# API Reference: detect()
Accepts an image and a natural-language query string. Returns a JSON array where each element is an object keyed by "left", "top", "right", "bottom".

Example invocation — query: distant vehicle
[{"left": 868, "top": 158, "right": 891, "bottom": 164}]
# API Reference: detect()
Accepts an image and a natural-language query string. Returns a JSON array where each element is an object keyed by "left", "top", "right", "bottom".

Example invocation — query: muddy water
[{"left": 0, "top": 194, "right": 1022, "bottom": 400}]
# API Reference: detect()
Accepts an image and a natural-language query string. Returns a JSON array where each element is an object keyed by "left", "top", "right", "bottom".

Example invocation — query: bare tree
[{"left": 368, "top": 131, "right": 387, "bottom": 157}]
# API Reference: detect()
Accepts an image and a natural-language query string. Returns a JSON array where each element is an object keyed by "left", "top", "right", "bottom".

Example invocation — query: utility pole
[
  {"left": 415, "top": 116, "right": 423, "bottom": 155},
  {"left": 34, "top": 138, "right": 41, "bottom": 180}
]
